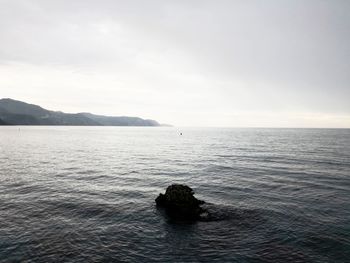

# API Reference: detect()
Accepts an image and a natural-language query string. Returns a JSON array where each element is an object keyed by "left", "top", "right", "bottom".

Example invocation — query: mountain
[
  {"left": 0, "top": 118, "right": 8, "bottom": 125},
  {"left": 80, "top": 112, "right": 160, "bottom": 126},
  {"left": 0, "top": 98, "right": 161, "bottom": 126}
]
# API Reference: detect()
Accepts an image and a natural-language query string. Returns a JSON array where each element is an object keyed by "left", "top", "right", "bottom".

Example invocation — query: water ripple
[{"left": 0, "top": 127, "right": 349, "bottom": 262}]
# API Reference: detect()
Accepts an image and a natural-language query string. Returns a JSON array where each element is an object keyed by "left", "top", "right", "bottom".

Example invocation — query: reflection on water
[{"left": 0, "top": 127, "right": 350, "bottom": 262}]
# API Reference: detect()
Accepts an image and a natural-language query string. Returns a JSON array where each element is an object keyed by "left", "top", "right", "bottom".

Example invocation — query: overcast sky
[{"left": 0, "top": 0, "right": 349, "bottom": 127}]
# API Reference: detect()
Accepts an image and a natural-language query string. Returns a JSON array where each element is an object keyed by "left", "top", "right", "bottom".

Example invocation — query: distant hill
[
  {"left": 80, "top": 112, "right": 160, "bottom": 126},
  {"left": 0, "top": 98, "right": 162, "bottom": 126},
  {"left": 0, "top": 118, "right": 8, "bottom": 125}
]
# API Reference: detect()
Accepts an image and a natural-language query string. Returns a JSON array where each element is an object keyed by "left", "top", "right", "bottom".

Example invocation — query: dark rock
[{"left": 155, "top": 184, "right": 206, "bottom": 220}]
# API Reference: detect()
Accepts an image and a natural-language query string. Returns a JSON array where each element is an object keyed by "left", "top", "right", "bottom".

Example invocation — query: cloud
[{"left": 0, "top": 0, "right": 349, "bottom": 127}]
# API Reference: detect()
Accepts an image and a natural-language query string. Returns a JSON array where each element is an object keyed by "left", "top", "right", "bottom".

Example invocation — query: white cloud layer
[{"left": 1, "top": 0, "right": 349, "bottom": 127}]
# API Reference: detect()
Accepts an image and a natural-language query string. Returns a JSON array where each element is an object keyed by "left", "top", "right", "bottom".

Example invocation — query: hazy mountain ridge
[
  {"left": 0, "top": 118, "right": 8, "bottom": 125},
  {"left": 0, "top": 99, "right": 161, "bottom": 126}
]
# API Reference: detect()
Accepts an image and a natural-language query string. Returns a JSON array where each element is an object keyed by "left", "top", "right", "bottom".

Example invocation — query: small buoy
[{"left": 180, "top": 132, "right": 182, "bottom": 136}]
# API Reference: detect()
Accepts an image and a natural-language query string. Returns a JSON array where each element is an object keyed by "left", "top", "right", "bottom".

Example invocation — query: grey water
[{"left": 0, "top": 127, "right": 349, "bottom": 262}]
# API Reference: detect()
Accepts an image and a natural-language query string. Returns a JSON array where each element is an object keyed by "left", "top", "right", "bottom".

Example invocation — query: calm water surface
[{"left": 0, "top": 127, "right": 349, "bottom": 262}]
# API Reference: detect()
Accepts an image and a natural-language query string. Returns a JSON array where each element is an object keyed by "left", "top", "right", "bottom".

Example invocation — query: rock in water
[{"left": 155, "top": 184, "right": 205, "bottom": 220}]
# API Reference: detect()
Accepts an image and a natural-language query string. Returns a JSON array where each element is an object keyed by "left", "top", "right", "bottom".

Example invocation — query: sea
[{"left": 0, "top": 127, "right": 349, "bottom": 262}]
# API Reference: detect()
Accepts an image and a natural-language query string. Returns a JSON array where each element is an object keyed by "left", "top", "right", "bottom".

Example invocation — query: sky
[{"left": 0, "top": 0, "right": 349, "bottom": 127}]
